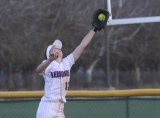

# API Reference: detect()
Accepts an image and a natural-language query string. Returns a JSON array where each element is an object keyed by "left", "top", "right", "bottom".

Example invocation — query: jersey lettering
[{"left": 51, "top": 70, "right": 69, "bottom": 78}]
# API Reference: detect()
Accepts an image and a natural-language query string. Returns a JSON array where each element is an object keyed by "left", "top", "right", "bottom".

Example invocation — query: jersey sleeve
[{"left": 63, "top": 53, "right": 75, "bottom": 68}]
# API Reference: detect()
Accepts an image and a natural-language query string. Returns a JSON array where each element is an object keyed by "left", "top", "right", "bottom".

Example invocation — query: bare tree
[{"left": 0, "top": 0, "right": 160, "bottom": 90}]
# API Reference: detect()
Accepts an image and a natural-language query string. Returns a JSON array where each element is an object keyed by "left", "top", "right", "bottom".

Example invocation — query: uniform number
[{"left": 65, "top": 82, "right": 69, "bottom": 90}]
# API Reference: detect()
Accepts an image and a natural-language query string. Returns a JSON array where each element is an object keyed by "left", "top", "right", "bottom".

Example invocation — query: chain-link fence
[{"left": 0, "top": 97, "right": 160, "bottom": 118}]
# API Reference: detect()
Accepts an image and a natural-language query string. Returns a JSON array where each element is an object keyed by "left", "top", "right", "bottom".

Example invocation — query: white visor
[
  {"left": 45, "top": 39, "right": 62, "bottom": 59},
  {"left": 52, "top": 39, "right": 62, "bottom": 49}
]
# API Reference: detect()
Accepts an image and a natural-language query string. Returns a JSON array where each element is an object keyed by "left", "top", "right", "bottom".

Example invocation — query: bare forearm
[
  {"left": 36, "top": 59, "right": 52, "bottom": 73},
  {"left": 73, "top": 30, "right": 95, "bottom": 61},
  {"left": 80, "top": 30, "right": 95, "bottom": 48}
]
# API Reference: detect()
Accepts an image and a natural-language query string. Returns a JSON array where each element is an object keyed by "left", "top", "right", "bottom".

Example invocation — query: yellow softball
[{"left": 98, "top": 14, "right": 106, "bottom": 21}]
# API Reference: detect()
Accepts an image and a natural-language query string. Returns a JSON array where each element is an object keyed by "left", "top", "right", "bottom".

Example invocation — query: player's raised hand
[{"left": 49, "top": 49, "right": 58, "bottom": 61}]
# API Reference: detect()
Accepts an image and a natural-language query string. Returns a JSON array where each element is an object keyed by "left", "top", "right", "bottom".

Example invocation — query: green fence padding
[{"left": 0, "top": 98, "right": 160, "bottom": 118}]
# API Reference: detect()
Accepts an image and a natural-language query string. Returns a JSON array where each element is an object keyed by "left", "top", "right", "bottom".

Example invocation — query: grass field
[{"left": 0, "top": 98, "right": 160, "bottom": 118}]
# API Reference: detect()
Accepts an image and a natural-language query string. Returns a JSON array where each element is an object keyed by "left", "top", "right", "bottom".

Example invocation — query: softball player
[{"left": 36, "top": 9, "right": 109, "bottom": 118}]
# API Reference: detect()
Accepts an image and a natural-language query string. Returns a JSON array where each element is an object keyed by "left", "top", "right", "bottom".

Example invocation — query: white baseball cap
[{"left": 45, "top": 39, "right": 62, "bottom": 59}]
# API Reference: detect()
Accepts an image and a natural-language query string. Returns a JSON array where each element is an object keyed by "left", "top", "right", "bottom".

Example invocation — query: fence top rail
[{"left": 1, "top": 89, "right": 160, "bottom": 99}]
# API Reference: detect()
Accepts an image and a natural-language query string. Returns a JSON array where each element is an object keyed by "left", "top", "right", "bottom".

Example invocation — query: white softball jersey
[{"left": 41, "top": 53, "right": 75, "bottom": 103}]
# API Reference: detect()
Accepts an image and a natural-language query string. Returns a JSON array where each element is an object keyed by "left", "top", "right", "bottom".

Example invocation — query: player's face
[{"left": 56, "top": 48, "right": 63, "bottom": 58}]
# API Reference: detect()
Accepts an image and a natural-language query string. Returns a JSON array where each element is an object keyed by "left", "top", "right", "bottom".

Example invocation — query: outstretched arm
[
  {"left": 72, "top": 29, "right": 95, "bottom": 61},
  {"left": 72, "top": 9, "right": 109, "bottom": 61}
]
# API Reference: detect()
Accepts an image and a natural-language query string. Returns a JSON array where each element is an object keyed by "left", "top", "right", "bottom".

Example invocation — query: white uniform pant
[{"left": 36, "top": 101, "right": 65, "bottom": 118}]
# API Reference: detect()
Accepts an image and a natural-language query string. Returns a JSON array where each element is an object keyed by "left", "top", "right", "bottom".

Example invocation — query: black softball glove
[{"left": 92, "top": 9, "right": 109, "bottom": 32}]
